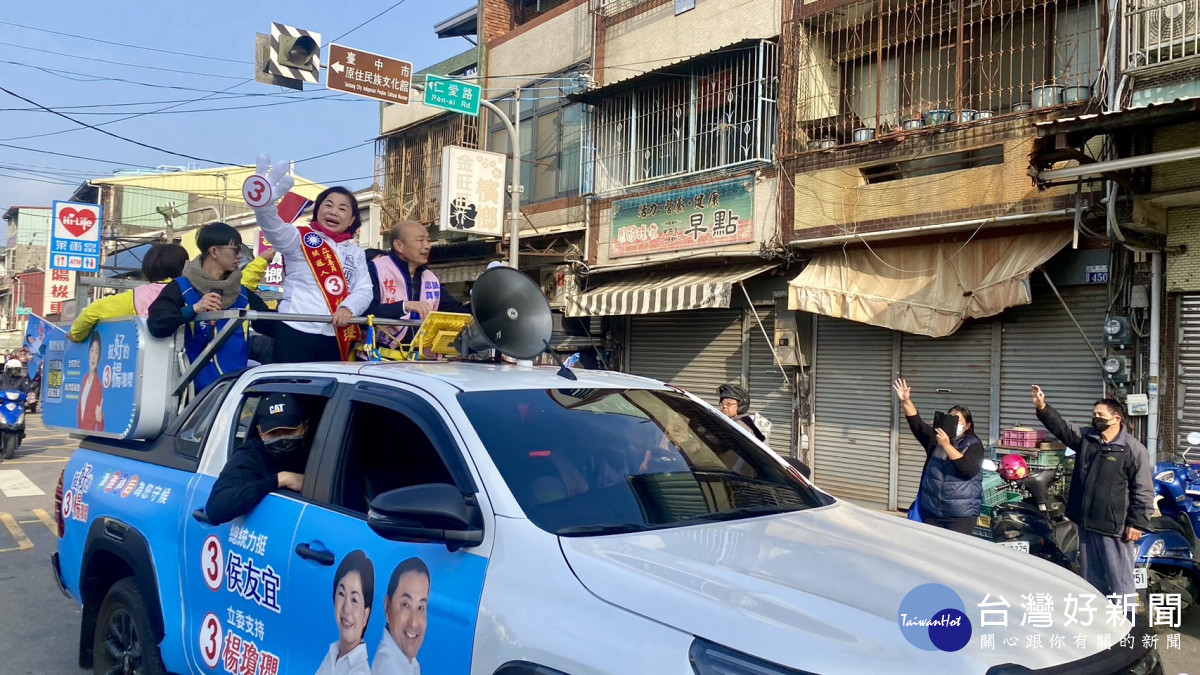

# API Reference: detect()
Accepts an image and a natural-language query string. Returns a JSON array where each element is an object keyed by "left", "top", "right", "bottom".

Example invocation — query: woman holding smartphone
[{"left": 893, "top": 378, "right": 984, "bottom": 534}]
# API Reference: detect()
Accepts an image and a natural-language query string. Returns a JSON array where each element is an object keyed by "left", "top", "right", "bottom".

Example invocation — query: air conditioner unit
[{"left": 1140, "top": 0, "right": 1199, "bottom": 63}]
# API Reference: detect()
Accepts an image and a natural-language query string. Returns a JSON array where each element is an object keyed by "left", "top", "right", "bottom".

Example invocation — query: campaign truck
[{"left": 49, "top": 272, "right": 1163, "bottom": 675}]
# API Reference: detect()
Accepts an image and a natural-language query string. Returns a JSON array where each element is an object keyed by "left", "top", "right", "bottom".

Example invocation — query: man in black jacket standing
[
  {"left": 1032, "top": 385, "right": 1153, "bottom": 599},
  {"left": 205, "top": 393, "right": 310, "bottom": 525}
]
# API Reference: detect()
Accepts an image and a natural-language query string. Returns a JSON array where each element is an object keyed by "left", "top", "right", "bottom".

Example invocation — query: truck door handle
[
  {"left": 192, "top": 509, "right": 214, "bottom": 526},
  {"left": 295, "top": 542, "right": 335, "bottom": 566}
]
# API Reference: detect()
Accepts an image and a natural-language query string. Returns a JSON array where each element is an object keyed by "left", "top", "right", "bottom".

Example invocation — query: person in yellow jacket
[{"left": 69, "top": 244, "right": 275, "bottom": 342}]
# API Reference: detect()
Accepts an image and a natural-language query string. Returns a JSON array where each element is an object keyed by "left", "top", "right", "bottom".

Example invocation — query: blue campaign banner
[
  {"left": 43, "top": 320, "right": 141, "bottom": 437},
  {"left": 22, "top": 313, "right": 60, "bottom": 377}
]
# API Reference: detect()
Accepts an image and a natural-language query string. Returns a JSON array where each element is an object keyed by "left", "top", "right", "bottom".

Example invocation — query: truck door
[
  {"left": 285, "top": 382, "right": 492, "bottom": 675},
  {"left": 181, "top": 377, "right": 338, "bottom": 675}
]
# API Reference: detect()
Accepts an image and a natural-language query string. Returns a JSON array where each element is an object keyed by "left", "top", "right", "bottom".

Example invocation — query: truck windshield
[{"left": 457, "top": 388, "right": 832, "bottom": 536}]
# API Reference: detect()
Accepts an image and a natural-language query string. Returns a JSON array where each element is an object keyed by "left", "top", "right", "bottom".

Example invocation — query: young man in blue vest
[
  {"left": 147, "top": 222, "right": 275, "bottom": 390},
  {"left": 366, "top": 220, "right": 469, "bottom": 347}
]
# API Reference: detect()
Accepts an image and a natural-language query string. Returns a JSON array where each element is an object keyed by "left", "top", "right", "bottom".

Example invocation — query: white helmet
[{"left": 4, "top": 359, "right": 22, "bottom": 375}]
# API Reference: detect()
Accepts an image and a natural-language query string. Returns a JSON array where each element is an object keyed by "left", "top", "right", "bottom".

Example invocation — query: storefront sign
[
  {"left": 44, "top": 267, "right": 75, "bottom": 316},
  {"left": 609, "top": 175, "right": 755, "bottom": 258},
  {"left": 440, "top": 145, "right": 507, "bottom": 237},
  {"left": 49, "top": 200, "right": 102, "bottom": 272},
  {"left": 256, "top": 233, "right": 285, "bottom": 292}
]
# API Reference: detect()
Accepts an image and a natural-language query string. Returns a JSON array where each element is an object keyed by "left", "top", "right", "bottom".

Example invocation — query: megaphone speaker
[{"left": 455, "top": 266, "right": 553, "bottom": 360}]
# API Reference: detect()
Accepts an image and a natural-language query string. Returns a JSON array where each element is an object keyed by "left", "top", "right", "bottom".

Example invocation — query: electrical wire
[
  {"left": 330, "top": 0, "right": 413, "bottom": 42},
  {"left": 2, "top": 41, "right": 247, "bottom": 80},
  {"left": 0, "top": 84, "right": 239, "bottom": 166},
  {"left": 0, "top": 20, "right": 252, "bottom": 65},
  {"left": 0, "top": 141, "right": 157, "bottom": 168}
]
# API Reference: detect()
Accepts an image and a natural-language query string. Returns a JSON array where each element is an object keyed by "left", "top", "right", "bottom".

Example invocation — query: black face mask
[
  {"left": 1092, "top": 417, "right": 1115, "bottom": 432},
  {"left": 262, "top": 436, "right": 305, "bottom": 466}
]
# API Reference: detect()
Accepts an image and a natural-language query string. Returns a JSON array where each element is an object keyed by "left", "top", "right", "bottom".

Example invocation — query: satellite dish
[{"left": 454, "top": 267, "right": 553, "bottom": 361}]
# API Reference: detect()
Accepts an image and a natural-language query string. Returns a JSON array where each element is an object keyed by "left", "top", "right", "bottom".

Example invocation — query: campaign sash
[{"left": 297, "top": 225, "right": 360, "bottom": 360}]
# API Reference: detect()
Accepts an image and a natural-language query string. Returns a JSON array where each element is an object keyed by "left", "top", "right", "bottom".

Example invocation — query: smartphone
[{"left": 932, "top": 411, "right": 958, "bottom": 437}]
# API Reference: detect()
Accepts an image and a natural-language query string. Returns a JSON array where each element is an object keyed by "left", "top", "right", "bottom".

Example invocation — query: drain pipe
[{"left": 1148, "top": 251, "right": 1162, "bottom": 459}]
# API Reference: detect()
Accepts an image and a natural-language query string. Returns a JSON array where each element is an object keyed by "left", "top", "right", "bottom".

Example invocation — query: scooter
[
  {"left": 991, "top": 466, "right": 1080, "bottom": 573},
  {"left": 0, "top": 389, "right": 27, "bottom": 460},
  {"left": 1135, "top": 431, "right": 1200, "bottom": 610},
  {"left": 24, "top": 387, "right": 38, "bottom": 414}
]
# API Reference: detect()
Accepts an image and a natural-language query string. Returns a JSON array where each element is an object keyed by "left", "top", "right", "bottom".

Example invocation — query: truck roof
[{"left": 253, "top": 360, "right": 674, "bottom": 394}]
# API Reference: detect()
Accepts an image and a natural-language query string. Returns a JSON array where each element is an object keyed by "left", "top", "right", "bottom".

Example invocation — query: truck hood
[{"left": 560, "top": 501, "right": 1130, "bottom": 674}]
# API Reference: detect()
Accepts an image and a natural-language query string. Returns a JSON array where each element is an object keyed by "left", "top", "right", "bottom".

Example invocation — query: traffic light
[{"left": 256, "top": 22, "right": 322, "bottom": 90}]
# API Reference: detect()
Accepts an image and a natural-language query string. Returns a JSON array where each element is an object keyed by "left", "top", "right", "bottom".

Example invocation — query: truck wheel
[
  {"left": 92, "top": 579, "right": 166, "bottom": 675},
  {"left": 2, "top": 434, "right": 14, "bottom": 460}
]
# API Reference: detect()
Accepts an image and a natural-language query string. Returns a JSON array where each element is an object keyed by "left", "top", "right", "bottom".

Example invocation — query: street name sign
[
  {"left": 327, "top": 44, "right": 413, "bottom": 105},
  {"left": 424, "top": 74, "right": 481, "bottom": 116}
]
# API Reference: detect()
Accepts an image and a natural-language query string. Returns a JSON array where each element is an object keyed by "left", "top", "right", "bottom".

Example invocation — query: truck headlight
[{"left": 690, "top": 638, "right": 816, "bottom": 675}]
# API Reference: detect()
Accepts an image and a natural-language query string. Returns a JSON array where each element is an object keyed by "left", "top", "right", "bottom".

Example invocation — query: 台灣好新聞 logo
[{"left": 898, "top": 583, "right": 972, "bottom": 652}]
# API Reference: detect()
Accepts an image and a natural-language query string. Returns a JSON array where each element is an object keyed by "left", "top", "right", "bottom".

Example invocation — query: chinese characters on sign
[
  {"left": 325, "top": 43, "right": 413, "bottom": 105},
  {"left": 609, "top": 175, "right": 756, "bottom": 258},
  {"left": 256, "top": 233, "right": 284, "bottom": 291},
  {"left": 423, "top": 74, "right": 482, "bottom": 116},
  {"left": 43, "top": 269, "right": 75, "bottom": 317},
  {"left": 50, "top": 200, "right": 102, "bottom": 272},
  {"left": 440, "top": 145, "right": 507, "bottom": 237}
]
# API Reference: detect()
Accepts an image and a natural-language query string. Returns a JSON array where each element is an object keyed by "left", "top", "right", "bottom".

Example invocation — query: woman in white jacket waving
[{"left": 249, "top": 156, "right": 373, "bottom": 362}]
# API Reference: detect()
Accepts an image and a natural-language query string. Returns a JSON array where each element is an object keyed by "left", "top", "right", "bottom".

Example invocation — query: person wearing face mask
[
  {"left": 147, "top": 223, "right": 275, "bottom": 391},
  {"left": 203, "top": 393, "right": 311, "bottom": 525},
  {"left": 893, "top": 378, "right": 984, "bottom": 534},
  {"left": 1031, "top": 385, "right": 1153, "bottom": 598},
  {"left": 365, "top": 220, "right": 469, "bottom": 350}
]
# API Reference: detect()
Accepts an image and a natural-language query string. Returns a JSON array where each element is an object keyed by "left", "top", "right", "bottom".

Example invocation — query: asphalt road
[{"left": 0, "top": 416, "right": 1197, "bottom": 674}]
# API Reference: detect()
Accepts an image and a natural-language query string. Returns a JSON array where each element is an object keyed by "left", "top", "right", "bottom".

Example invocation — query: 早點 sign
[
  {"left": 440, "top": 146, "right": 507, "bottom": 237},
  {"left": 50, "top": 200, "right": 102, "bottom": 272},
  {"left": 609, "top": 176, "right": 756, "bottom": 258},
  {"left": 326, "top": 43, "right": 413, "bottom": 105}
]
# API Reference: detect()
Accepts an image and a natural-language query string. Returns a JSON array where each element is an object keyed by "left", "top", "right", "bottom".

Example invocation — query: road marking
[
  {"left": 0, "top": 469, "right": 45, "bottom": 497},
  {"left": 20, "top": 509, "right": 56, "bottom": 535},
  {"left": 0, "top": 513, "right": 33, "bottom": 552}
]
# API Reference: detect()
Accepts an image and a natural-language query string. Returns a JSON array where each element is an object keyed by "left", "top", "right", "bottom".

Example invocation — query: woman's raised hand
[{"left": 892, "top": 378, "right": 912, "bottom": 402}]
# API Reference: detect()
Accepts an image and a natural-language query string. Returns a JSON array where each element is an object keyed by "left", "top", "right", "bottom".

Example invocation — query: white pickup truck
[{"left": 52, "top": 353, "right": 1163, "bottom": 675}]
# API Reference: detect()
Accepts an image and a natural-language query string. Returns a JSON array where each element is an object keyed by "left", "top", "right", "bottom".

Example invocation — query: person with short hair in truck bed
[
  {"left": 146, "top": 222, "right": 276, "bottom": 391},
  {"left": 204, "top": 393, "right": 311, "bottom": 525}
]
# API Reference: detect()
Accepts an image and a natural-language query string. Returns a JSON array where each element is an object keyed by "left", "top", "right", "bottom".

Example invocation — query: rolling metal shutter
[
  {"left": 748, "top": 309, "right": 797, "bottom": 458},
  {"left": 813, "top": 317, "right": 895, "bottom": 509},
  {"left": 998, "top": 285, "right": 1108, "bottom": 444},
  {"left": 1177, "top": 295, "right": 1200, "bottom": 450},
  {"left": 628, "top": 309, "right": 743, "bottom": 407},
  {"left": 896, "top": 321, "right": 995, "bottom": 508}
]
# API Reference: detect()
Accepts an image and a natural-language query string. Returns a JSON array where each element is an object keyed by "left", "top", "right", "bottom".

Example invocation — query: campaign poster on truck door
[{"left": 43, "top": 320, "right": 140, "bottom": 437}]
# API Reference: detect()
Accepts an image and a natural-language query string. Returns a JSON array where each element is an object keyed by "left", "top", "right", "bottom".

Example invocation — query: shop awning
[
  {"left": 565, "top": 263, "right": 777, "bottom": 318},
  {"left": 788, "top": 229, "right": 1072, "bottom": 338}
]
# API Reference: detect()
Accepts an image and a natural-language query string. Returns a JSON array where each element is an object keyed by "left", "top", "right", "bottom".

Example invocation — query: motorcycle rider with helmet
[{"left": 0, "top": 359, "right": 34, "bottom": 395}]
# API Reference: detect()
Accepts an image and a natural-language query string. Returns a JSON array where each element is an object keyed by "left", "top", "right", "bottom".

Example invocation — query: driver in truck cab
[{"left": 204, "top": 392, "right": 310, "bottom": 524}]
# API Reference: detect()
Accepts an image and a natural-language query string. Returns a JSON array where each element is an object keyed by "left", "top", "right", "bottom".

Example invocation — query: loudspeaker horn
[{"left": 454, "top": 266, "right": 553, "bottom": 360}]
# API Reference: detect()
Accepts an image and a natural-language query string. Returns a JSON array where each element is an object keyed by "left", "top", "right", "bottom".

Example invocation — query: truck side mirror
[{"left": 367, "top": 483, "right": 484, "bottom": 552}]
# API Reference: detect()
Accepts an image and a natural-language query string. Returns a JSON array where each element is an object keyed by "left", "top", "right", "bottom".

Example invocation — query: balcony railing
[{"left": 1124, "top": 0, "right": 1200, "bottom": 72}]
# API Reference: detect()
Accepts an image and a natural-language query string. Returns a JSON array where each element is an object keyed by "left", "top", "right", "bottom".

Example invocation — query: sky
[{"left": 0, "top": 0, "right": 474, "bottom": 216}]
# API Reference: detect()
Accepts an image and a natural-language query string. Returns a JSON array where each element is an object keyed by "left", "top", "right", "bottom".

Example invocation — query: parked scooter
[
  {"left": 0, "top": 389, "right": 27, "bottom": 460},
  {"left": 991, "top": 453, "right": 1080, "bottom": 572},
  {"left": 1135, "top": 431, "right": 1200, "bottom": 610}
]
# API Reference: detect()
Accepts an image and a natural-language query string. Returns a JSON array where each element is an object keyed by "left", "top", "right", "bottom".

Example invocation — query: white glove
[{"left": 253, "top": 153, "right": 295, "bottom": 208}]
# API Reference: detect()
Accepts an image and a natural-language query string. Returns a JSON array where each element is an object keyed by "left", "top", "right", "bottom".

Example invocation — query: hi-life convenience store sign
[{"left": 608, "top": 175, "right": 755, "bottom": 258}]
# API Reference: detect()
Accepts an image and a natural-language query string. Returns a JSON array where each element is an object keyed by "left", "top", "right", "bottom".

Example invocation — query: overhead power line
[
  {"left": 3, "top": 42, "right": 247, "bottom": 80},
  {"left": 331, "top": 0, "right": 412, "bottom": 42},
  {"left": 0, "top": 20, "right": 252, "bottom": 65},
  {"left": 0, "top": 85, "right": 238, "bottom": 166}
]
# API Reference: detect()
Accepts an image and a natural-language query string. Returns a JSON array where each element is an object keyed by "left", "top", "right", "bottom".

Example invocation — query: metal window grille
[
  {"left": 788, "top": 0, "right": 1102, "bottom": 154},
  {"left": 1124, "top": 0, "right": 1200, "bottom": 71},
  {"left": 379, "top": 115, "right": 479, "bottom": 230},
  {"left": 597, "top": 0, "right": 659, "bottom": 16},
  {"left": 591, "top": 40, "right": 779, "bottom": 192}
]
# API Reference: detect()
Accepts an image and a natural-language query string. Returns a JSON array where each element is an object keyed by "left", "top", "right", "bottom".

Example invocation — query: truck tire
[{"left": 92, "top": 578, "right": 166, "bottom": 675}]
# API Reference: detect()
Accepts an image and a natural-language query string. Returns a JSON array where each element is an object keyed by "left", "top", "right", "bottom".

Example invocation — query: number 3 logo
[
  {"left": 324, "top": 276, "right": 345, "bottom": 296},
  {"left": 200, "top": 612, "right": 222, "bottom": 669},
  {"left": 242, "top": 175, "right": 273, "bottom": 208},
  {"left": 202, "top": 535, "right": 223, "bottom": 591}
]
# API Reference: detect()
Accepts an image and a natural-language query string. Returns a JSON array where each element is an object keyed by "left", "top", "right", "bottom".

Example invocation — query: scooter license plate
[
  {"left": 1134, "top": 567, "right": 1148, "bottom": 590},
  {"left": 999, "top": 541, "right": 1030, "bottom": 554}
]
